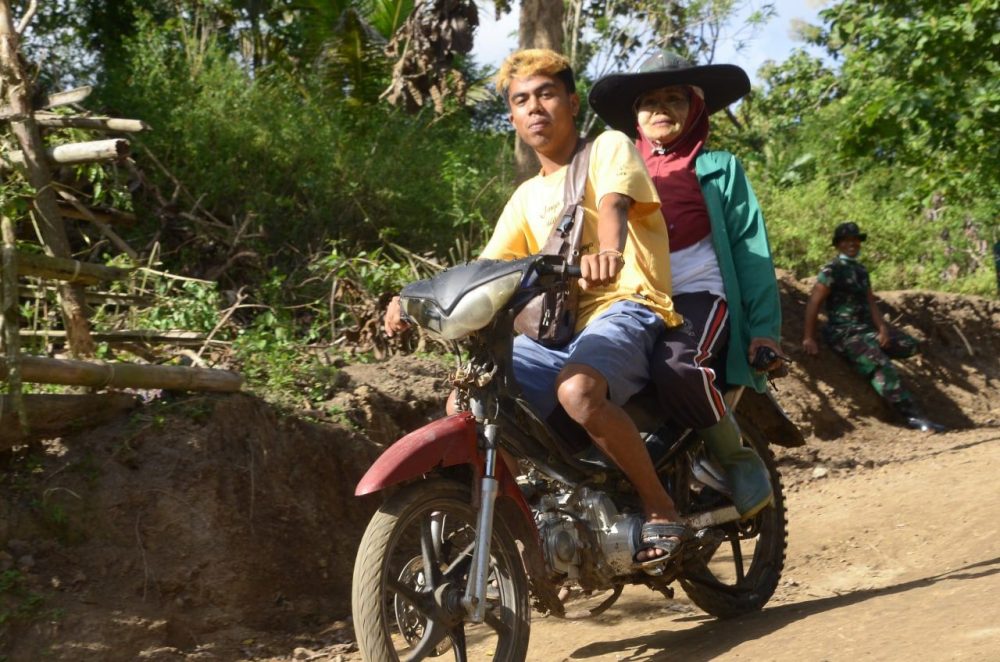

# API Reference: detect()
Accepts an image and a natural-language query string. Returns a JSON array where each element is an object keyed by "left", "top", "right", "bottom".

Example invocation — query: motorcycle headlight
[{"left": 401, "top": 271, "right": 522, "bottom": 340}]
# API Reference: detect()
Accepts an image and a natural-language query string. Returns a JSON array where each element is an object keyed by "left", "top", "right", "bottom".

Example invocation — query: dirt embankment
[{"left": 1, "top": 277, "right": 997, "bottom": 660}]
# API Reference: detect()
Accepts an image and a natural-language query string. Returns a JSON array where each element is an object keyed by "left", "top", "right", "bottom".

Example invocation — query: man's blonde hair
[{"left": 495, "top": 48, "right": 575, "bottom": 99}]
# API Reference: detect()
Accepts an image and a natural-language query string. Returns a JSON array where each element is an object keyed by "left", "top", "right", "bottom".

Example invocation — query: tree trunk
[
  {"left": 0, "top": 0, "right": 95, "bottom": 356},
  {"left": 513, "top": 0, "right": 567, "bottom": 182},
  {"left": 518, "top": 0, "right": 564, "bottom": 51}
]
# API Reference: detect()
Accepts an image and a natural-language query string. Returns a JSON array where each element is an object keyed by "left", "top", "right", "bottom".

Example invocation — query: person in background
[
  {"left": 589, "top": 52, "right": 779, "bottom": 519},
  {"left": 802, "top": 221, "right": 946, "bottom": 432},
  {"left": 386, "top": 48, "right": 692, "bottom": 567}
]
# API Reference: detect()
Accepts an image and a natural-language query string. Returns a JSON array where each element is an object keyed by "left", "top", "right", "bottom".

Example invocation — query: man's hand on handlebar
[
  {"left": 384, "top": 295, "right": 410, "bottom": 337},
  {"left": 578, "top": 249, "right": 624, "bottom": 290}
]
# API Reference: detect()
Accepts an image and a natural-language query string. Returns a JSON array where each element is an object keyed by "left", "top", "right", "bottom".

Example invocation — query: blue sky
[{"left": 472, "top": 0, "right": 831, "bottom": 86}]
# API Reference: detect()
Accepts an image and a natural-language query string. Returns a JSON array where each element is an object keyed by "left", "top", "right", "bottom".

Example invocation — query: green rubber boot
[{"left": 700, "top": 412, "right": 773, "bottom": 519}]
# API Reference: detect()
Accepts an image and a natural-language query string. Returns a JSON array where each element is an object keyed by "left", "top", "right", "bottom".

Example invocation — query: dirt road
[
  {"left": 514, "top": 426, "right": 1000, "bottom": 662},
  {"left": 321, "top": 425, "right": 999, "bottom": 662}
]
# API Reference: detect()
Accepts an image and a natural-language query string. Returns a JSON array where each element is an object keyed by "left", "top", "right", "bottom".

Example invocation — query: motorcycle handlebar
[{"left": 536, "top": 262, "right": 582, "bottom": 279}]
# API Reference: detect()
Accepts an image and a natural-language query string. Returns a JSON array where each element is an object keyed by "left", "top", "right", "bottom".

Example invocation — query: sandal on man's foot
[{"left": 634, "top": 521, "right": 693, "bottom": 569}]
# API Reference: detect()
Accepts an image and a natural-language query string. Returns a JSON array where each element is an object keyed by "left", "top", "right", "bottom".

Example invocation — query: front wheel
[
  {"left": 352, "top": 479, "right": 531, "bottom": 661},
  {"left": 678, "top": 414, "right": 788, "bottom": 618}
]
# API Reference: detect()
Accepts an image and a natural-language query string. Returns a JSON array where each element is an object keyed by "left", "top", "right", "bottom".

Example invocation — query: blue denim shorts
[{"left": 512, "top": 300, "right": 664, "bottom": 418}]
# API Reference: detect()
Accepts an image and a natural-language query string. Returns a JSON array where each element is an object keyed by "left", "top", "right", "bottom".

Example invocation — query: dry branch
[
  {"left": 0, "top": 355, "right": 244, "bottom": 392},
  {"left": 16, "top": 251, "right": 130, "bottom": 284},
  {"left": 55, "top": 201, "right": 137, "bottom": 227},
  {"left": 55, "top": 187, "right": 138, "bottom": 259}
]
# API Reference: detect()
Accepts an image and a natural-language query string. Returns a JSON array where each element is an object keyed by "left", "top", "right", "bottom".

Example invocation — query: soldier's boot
[
  {"left": 700, "top": 412, "right": 773, "bottom": 519},
  {"left": 893, "top": 401, "right": 946, "bottom": 433}
]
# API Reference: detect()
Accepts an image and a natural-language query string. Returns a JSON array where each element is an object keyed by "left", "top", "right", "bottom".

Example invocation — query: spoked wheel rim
[
  {"left": 374, "top": 492, "right": 528, "bottom": 661},
  {"left": 677, "top": 416, "right": 787, "bottom": 617},
  {"left": 687, "top": 504, "right": 780, "bottom": 590}
]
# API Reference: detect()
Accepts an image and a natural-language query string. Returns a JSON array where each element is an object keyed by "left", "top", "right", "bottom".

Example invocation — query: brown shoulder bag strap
[{"left": 552, "top": 138, "right": 593, "bottom": 262}]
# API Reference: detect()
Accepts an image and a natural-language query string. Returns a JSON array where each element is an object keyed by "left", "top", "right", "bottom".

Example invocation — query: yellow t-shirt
[{"left": 481, "top": 130, "right": 681, "bottom": 332}]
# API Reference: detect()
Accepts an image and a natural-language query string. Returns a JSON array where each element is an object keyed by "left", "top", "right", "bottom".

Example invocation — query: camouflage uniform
[{"left": 817, "top": 256, "right": 919, "bottom": 411}]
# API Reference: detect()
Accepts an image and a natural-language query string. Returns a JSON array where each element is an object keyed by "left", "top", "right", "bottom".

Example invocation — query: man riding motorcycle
[{"left": 385, "top": 47, "right": 696, "bottom": 568}]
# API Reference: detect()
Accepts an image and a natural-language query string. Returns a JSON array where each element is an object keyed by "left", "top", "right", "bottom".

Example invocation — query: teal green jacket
[{"left": 695, "top": 149, "right": 782, "bottom": 392}]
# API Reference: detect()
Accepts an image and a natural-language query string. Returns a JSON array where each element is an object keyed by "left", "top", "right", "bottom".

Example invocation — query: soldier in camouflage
[{"left": 802, "top": 222, "right": 945, "bottom": 432}]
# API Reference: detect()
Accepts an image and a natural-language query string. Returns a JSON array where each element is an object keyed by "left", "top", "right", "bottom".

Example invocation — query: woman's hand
[
  {"left": 748, "top": 337, "right": 785, "bottom": 371},
  {"left": 384, "top": 295, "right": 410, "bottom": 337},
  {"left": 802, "top": 337, "right": 820, "bottom": 356}
]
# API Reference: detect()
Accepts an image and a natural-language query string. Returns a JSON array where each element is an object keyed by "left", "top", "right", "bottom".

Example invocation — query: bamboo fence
[{"left": 0, "top": 0, "right": 242, "bottom": 442}]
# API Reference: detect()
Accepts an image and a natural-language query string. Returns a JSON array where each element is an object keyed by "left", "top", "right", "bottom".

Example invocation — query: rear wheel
[
  {"left": 352, "top": 479, "right": 531, "bottom": 661},
  {"left": 678, "top": 415, "right": 787, "bottom": 618}
]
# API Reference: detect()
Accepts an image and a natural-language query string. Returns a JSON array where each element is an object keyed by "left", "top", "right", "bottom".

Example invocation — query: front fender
[{"left": 356, "top": 413, "right": 478, "bottom": 496}]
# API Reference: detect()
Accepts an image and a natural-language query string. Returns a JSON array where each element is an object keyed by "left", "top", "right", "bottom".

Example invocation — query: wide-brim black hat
[{"left": 589, "top": 51, "right": 751, "bottom": 138}]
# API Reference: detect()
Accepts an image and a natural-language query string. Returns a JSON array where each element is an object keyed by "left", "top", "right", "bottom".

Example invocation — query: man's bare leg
[{"left": 556, "top": 364, "right": 682, "bottom": 562}]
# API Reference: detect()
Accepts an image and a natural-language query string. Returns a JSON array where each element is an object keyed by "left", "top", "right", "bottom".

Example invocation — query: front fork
[{"left": 462, "top": 421, "right": 500, "bottom": 623}]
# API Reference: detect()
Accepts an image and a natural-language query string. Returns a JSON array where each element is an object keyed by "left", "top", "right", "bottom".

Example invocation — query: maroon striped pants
[{"left": 651, "top": 291, "right": 730, "bottom": 430}]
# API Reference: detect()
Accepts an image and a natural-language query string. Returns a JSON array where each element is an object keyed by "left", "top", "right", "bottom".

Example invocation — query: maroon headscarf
[{"left": 636, "top": 89, "right": 712, "bottom": 253}]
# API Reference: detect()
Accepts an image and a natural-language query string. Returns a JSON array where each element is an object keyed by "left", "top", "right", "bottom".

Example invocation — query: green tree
[{"left": 815, "top": 0, "right": 1000, "bottom": 202}]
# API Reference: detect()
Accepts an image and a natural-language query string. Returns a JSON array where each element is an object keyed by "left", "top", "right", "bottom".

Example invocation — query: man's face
[
  {"left": 507, "top": 74, "right": 579, "bottom": 156},
  {"left": 836, "top": 236, "right": 862, "bottom": 258}
]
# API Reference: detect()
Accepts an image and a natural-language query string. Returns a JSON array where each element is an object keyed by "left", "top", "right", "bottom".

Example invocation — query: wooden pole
[
  {"left": 0, "top": 214, "right": 27, "bottom": 430},
  {"left": 0, "top": 86, "right": 93, "bottom": 120},
  {"left": 2, "top": 138, "right": 130, "bottom": 168},
  {"left": 0, "top": 355, "right": 244, "bottom": 392},
  {"left": 34, "top": 113, "right": 149, "bottom": 133},
  {"left": 17, "top": 284, "right": 152, "bottom": 307},
  {"left": 19, "top": 329, "right": 210, "bottom": 345},
  {"left": 0, "top": 0, "right": 95, "bottom": 356},
  {"left": 15, "top": 251, "right": 129, "bottom": 284},
  {"left": 42, "top": 86, "right": 92, "bottom": 109}
]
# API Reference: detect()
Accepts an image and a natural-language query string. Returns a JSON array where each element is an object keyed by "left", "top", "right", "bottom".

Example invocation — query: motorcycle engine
[{"left": 534, "top": 486, "right": 643, "bottom": 586}]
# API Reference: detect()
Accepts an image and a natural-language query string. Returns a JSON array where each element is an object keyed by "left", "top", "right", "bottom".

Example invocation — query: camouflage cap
[{"left": 832, "top": 221, "right": 868, "bottom": 246}]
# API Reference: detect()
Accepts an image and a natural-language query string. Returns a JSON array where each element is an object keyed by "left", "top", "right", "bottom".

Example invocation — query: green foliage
[
  {"left": 729, "top": 2, "right": 999, "bottom": 296},
  {"left": 758, "top": 168, "right": 995, "bottom": 294},
  {"left": 133, "top": 279, "right": 224, "bottom": 334},
  {"left": 95, "top": 11, "right": 510, "bottom": 266},
  {"left": 807, "top": 0, "right": 998, "bottom": 202},
  {"left": 232, "top": 313, "right": 340, "bottom": 409}
]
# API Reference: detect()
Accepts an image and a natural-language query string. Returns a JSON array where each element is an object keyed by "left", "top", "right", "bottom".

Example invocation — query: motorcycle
[{"left": 352, "top": 254, "right": 803, "bottom": 661}]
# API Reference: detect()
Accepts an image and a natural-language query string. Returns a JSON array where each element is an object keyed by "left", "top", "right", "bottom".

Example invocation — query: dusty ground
[{"left": 1, "top": 279, "right": 998, "bottom": 661}]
